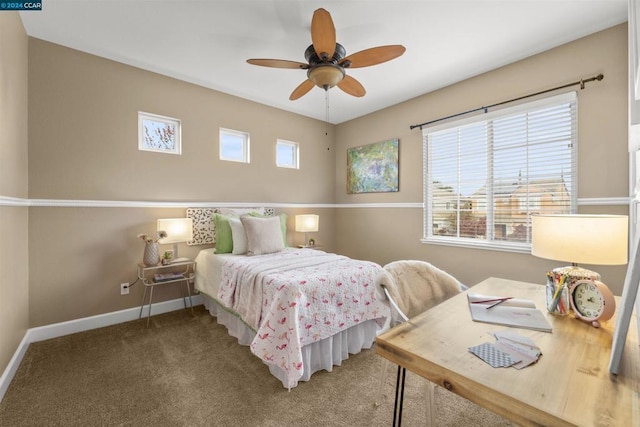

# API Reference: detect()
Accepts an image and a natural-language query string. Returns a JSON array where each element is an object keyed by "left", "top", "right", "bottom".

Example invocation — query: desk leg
[{"left": 393, "top": 365, "right": 406, "bottom": 427}]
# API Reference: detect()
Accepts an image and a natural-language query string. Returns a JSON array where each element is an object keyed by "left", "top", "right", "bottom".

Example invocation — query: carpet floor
[{"left": 0, "top": 306, "right": 511, "bottom": 426}]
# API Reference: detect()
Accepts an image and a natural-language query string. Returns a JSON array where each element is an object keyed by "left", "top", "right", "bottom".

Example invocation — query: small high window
[
  {"left": 276, "top": 139, "right": 299, "bottom": 169},
  {"left": 220, "top": 128, "right": 249, "bottom": 163}
]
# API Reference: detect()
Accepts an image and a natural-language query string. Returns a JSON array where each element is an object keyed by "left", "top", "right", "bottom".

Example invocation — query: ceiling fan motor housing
[
  {"left": 305, "top": 43, "right": 347, "bottom": 89},
  {"left": 304, "top": 42, "right": 346, "bottom": 64}
]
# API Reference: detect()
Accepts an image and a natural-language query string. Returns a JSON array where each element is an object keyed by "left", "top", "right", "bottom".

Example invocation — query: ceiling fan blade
[
  {"left": 339, "top": 45, "right": 406, "bottom": 68},
  {"left": 247, "top": 59, "right": 309, "bottom": 69},
  {"left": 311, "top": 8, "right": 336, "bottom": 60},
  {"left": 337, "top": 75, "right": 366, "bottom": 97},
  {"left": 289, "top": 80, "right": 315, "bottom": 100}
]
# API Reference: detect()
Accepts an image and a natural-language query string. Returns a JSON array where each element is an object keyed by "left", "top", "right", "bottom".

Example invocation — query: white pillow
[
  {"left": 240, "top": 215, "right": 285, "bottom": 256},
  {"left": 228, "top": 217, "right": 248, "bottom": 255}
]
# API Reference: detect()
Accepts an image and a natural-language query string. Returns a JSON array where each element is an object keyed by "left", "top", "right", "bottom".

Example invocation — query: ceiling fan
[{"left": 247, "top": 8, "right": 406, "bottom": 100}]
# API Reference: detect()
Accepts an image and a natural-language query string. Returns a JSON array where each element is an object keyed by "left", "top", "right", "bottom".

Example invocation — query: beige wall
[
  {"left": 335, "top": 24, "right": 630, "bottom": 294},
  {"left": 27, "top": 206, "right": 336, "bottom": 327},
  {"left": 26, "top": 39, "right": 338, "bottom": 327},
  {"left": 28, "top": 39, "right": 336, "bottom": 203},
  {"left": 0, "top": 13, "right": 29, "bottom": 376}
]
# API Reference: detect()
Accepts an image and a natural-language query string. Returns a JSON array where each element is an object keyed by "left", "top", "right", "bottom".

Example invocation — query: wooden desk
[{"left": 376, "top": 277, "right": 640, "bottom": 426}]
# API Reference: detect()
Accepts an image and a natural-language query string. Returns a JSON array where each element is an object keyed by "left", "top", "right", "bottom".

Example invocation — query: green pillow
[
  {"left": 249, "top": 212, "right": 287, "bottom": 246},
  {"left": 213, "top": 213, "right": 234, "bottom": 254}
]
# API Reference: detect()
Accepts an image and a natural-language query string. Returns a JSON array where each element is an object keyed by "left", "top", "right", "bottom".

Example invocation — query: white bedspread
[{"left": 198, "top": 248, "right": 388, "bottom": 388}]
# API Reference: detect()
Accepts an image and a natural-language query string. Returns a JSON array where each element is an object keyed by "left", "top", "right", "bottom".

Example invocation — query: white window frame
[
  {"left": 422, "top": 92, "right": 578, "bottom": 253},
  {"left": 276, "top": 139, "right": 299, "bottom": 169},
  {"left": 219, "top": 128, "right": 250, "bottom": 163},
  {"left": 138, "top": 111, "right": 181, "bottom": 155}
]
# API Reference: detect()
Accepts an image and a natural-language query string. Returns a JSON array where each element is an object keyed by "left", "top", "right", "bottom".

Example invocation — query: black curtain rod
[{"left": 409, "top": 73, "right": 604, "bottom": 130}]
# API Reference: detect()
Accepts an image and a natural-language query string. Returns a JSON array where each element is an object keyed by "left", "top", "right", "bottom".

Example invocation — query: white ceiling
[{"left": 20, "top": 0, "right": 628, "bottom": 124}]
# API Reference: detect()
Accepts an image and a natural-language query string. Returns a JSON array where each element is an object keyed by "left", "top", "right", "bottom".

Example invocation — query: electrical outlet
[{"left": 120, "top": 283, "right": 130, "bottom": 295}]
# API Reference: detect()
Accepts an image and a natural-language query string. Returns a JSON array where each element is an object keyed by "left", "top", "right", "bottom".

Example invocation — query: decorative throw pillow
[
  {"left": 248, "top": 212, "right": 288, "bottom": 246},
  {"left": 213, "top": 213, "right": 234, "bottom": 254},
  {"left": 240, "top": 215, "right": 285, "bottom": 255},
  {"left": 228, "top": 217, "right": 248, "bottom": 255}
]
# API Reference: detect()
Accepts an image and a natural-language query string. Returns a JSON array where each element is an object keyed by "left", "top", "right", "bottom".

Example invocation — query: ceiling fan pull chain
[{"left": 325, "top": 89, "right": 330, "bottom": 125}]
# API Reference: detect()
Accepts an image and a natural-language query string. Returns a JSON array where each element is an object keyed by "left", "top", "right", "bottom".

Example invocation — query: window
[
  {"left": 220, "top": 128, "right": 249, "bottom": 163},
  {"left": 518, "top": 195, "right": 541, "bottom": 212},
  {"left": 138, "top": 112, "right": 181, "bottom": 155},
  {"left": 423, "top": 92, "right": 577, "bottom": 252},
  {"left": 276, "top": 139, "right": 299, "bottom": 169}
]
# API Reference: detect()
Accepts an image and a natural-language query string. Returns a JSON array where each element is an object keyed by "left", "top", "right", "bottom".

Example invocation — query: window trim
[
  {"left": 422, "top": 91, "right": 578, "bottom": 252},
  {"left": 219, "top": 128, "right": 250, "bottom": 163},
  {"left": 276, "top": 139, "right": 299, "bottom": 169},
  {"left": 138, "top": 111, "right": 181, "bottom": 155}
]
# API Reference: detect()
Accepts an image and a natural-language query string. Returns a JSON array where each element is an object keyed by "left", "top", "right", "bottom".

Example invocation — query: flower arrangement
[{"left": 137, "top": 230, "right": 167, "bottom": 244}]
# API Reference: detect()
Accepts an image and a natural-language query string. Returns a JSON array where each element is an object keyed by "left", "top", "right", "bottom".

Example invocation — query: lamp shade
[
  {"left": 531, "top": 214, "right": 628, "bottom": 265},
  {"left": 295, "top": 214, "right": 319, "bottom": 233},
  {"left": 157, "top": 218, "right": 194, "bottom": 244}
]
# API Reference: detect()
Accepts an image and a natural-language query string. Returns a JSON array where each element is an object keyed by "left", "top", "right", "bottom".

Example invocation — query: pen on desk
[
  {"left": 486, "top": 299, "right": 509, "bottom": 309},
  {"left": 470, "top": 297, "right": 513, "bottom": 305}
]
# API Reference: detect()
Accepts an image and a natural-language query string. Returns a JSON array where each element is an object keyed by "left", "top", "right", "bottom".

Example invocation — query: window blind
[{"left": 423, "top": 91, "right": 577, "bottom": 252}]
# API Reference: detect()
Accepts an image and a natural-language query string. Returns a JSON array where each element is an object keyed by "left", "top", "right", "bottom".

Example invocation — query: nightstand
[{"left": 137, "top": 259, "right": 196, "bottom": 327}]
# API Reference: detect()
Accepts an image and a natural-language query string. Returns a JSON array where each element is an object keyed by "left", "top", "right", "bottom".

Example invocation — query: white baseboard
[
  {"left": 0, "top": 334, "right": 31, "bottom": 404},
  {"left": 0, "top": 295, "right": 202, "bottom": 402}
]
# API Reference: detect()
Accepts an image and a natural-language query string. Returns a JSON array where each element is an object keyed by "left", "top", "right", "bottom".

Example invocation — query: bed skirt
[{"left": 201, "top": 295, "right": 381, "bottom": 388}]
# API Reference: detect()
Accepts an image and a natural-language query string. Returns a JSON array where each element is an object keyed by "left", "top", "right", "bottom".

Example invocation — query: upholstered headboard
[{"left": 186, "top": 207, "right": 275, "bottom": 246}]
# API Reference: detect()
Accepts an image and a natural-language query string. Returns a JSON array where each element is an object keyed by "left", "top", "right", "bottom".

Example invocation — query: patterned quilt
[{"left": 217, "top": 248, "right": 388, "bottom": 388}]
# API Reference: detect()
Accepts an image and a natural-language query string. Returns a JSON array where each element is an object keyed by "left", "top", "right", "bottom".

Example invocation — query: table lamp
[
  {"left": 531, "top": 214, "right": 628, "bottom": 282},
  {"left": 295, "top": 214, "right": 319, "bottom": 246},
  {"left": 157, "top": 218, "right": 194, "bottom": 263}
]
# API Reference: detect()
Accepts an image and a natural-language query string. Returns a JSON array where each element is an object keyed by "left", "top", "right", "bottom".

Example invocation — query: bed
[{"left": 188, "top": 207, "right": 389, "bottom": 389}]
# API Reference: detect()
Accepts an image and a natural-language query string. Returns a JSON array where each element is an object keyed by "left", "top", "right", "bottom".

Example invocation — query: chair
[{"left": 374, "top": 260, "right": 466, "bottom": 426}]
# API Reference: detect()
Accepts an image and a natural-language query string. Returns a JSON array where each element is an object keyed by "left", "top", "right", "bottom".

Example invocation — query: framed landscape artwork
[
  {"left": 347, "top": 138, "right": 399, "bottom": 194},
  {"left": 138, "top": 111, "right": 182, "bottom": 155}
]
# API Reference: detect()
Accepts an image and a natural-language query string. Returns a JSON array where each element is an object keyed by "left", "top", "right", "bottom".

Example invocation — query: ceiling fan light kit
[
  {"left": 308, "top": 64, "right": 345, "bottom": 89},
  {"left": 247, "top": 8, "right": 405, "bottom": 100}
]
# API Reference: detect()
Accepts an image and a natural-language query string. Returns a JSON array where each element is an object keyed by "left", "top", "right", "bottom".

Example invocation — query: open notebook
[{"left": 467, "top": 293, "right": 552, "bottom": 333}]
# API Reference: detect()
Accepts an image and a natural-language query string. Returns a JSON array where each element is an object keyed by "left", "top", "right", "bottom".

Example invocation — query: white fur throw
[{"left": 375, "top": 260, "right": 462, "bottom": 322}]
